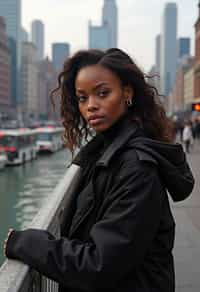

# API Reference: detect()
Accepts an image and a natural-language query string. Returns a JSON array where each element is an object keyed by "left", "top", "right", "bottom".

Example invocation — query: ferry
[
  {"left": 0, "top": 128, "right": 37, "bottom": 165},
  {"left": 36, "top": 127, "right": 63, "bottom": 153}
]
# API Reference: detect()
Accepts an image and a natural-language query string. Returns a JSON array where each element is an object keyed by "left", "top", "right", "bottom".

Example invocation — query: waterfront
[{"left": 0, "top": 149, "right": 71, "bottom": 266}]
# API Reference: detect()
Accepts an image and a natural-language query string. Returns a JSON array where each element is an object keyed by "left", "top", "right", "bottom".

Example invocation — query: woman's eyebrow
[
  {"left": 76, "top": 82, "right": 109, "bottom": 94},
  {"left": 94, "top": 82, "right": 109, "bottom": 89}
]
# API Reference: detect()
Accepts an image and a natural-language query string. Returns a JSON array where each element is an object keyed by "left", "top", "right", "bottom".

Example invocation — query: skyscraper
[
  {"left": 155, "top": 35, "right": 161, "bottom": 74},
  {"left": 0, "top": 17, "right": 11, "bottom": 117},
  {"left": 0, "top": 0, "right": 21, "bottom": 106},
  {"left": 178, "top": 38, "right": 191, "bottom": 59},
  {"left": 31, "top": 20, "right": 45, "bottom": 61},
  {"left": 52, "top": 43, "right": 70, "bottom": 72},
  {"left": 21, "top": 42, "right": 38, "bottom": 121},
  {"left": 160, "top": 3, "right": 177, "bottom": 96},
  {"left": 102, "top": 0, "right": 118, "bottom": 48},
  {"left": 89, "top": 21, "right": 109, "bottom": 50},
  {"left": 155, "top": 34, "right": 161, "bottom": 91}
]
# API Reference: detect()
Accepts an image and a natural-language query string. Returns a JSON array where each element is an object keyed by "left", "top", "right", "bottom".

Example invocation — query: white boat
[
  {"left": 36, "top": 126, "right": 63, "bottom": 153},
  {"left": 0, "top": 128, "right": 38, "bottom": 165},
  {"left": 0, "top": 148, "right": 7, "bottom": 170}
]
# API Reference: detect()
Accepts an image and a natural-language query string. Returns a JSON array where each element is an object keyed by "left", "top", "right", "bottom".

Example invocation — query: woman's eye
[
  {"left": 77, "top": 95, "right": 87, "bottom": 102},
  {"left": 98, "top": 90, "right": 109, "bottom": 97}
]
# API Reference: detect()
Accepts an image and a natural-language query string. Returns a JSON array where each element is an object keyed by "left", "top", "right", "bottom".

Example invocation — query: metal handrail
[{"left": 0, "top": 164, "right": 81, "bottom": 292}]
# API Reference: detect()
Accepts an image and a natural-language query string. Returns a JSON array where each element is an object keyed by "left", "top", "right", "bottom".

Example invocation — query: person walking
[{"left": 183, "top": 121, "right": 193, "bottom": 153}]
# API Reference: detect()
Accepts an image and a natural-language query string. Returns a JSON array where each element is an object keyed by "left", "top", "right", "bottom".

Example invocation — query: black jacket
[{"left": 6, "top": 115, "right": 194, "bottom": 292}]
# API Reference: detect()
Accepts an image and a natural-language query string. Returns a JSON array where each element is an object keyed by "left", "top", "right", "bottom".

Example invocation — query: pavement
[{"left": 172, "top": 140, "right": 200, "bottom": 291}]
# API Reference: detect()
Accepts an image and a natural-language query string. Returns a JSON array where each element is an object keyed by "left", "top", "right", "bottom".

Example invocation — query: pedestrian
[
  {"left": 183, "top": 121, "right": 193, "bottom": 153},
  {"left": 4, "top": 48, "right": 194, "bottom": 292}
]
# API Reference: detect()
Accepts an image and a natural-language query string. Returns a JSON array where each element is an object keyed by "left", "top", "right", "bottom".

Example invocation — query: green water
[{"left": 0, "top": 149, "right": 71, "bottom": 267}]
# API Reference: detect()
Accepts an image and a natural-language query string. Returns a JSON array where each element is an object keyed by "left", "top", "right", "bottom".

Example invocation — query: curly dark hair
[{"left": 51, "top": 48, "right": 174, "bottom": 152}]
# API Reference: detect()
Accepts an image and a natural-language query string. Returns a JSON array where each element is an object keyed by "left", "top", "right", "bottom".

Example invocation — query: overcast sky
[{"left": 22, "top": 0, "right": 198, "bottom": 72}]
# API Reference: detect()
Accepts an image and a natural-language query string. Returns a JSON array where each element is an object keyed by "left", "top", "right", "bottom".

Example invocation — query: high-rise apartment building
[
  {"left": 0, "top": 17, "right": 11, "bottom": 117},
  {"left": 0, "top": 0, "right": 21, "bottom": 106},
  {"left": 38, "top": 58, "right": 58, "bottom": 120},
  {"left": 102, "top": 0, "right": 118, "bottom": 48},
  {"left": 31, "top": 20, "right": 44, "bottom": 61},
  {"left": 21, "top": 42, "right": 39, "bottom": 121},
  {"left": 160, "top": 2, "right": 177, "bottom": 96},
  {"left": 52, "top": 43, "right": 70, "bottom": 72}
]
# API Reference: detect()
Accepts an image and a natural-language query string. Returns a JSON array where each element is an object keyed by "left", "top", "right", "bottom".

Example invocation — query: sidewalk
[{"left": 172, "top": 141, "right": 200, "bottom": 291}]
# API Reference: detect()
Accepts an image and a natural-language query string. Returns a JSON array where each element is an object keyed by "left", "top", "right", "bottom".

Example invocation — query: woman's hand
[{"left": 3, "top": 228, "right": 14, "bottom": 257}]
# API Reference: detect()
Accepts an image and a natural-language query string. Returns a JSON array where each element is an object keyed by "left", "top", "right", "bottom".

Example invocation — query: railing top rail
[{"left": 0, "top": 164, "right": 81, "bottom": 292}]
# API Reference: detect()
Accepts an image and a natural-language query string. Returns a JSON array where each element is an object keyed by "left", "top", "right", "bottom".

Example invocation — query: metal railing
[{"left": 0, "top": 164, "right": 81, "bottom": 292}]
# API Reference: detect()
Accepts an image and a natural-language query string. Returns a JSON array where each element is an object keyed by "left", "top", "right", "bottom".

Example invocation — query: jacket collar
[{"left": 96, "top": 114, "right": 140, "bottom": 167}]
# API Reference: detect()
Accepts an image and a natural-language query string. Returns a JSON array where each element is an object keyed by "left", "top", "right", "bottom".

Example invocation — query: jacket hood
[{"left": 130, "top": 137, "right": 194, "bottom": 202}]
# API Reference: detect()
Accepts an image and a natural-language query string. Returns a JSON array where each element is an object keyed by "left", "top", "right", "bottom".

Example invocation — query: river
[{"left": 0, "top": 149, "right": 71, "bottom": 267}]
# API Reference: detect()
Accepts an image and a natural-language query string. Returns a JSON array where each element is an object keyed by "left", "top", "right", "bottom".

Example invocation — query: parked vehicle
[{"left": 0, "top": 128, "right": 37, "bottom": 165}]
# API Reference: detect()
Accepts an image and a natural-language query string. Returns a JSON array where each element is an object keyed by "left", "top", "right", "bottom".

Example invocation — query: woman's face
[{"left": 75, "top": 64, "right": 132, "bottom": 133}]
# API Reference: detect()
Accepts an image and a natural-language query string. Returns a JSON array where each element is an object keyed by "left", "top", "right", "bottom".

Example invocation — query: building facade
[
  {"left": 184, "top": 66, "right": 194, "bottom": 109},
  {"left": 102, "top": 0, "right": 118, "bottom": 48},
  {"left": 31, "top": 20, "right": 44, "bottom": 61},
  {"left": 155, "top": 34, "right": 161, "bottom": 92},
  {"left": 194, "top": 1, "right": 200, "bottom": 100},
  {"left": 21, "top": 42, "right": 39, "bottom": 122},
  {"left": 160, "top": 2, "right": 177, "bottom": 96},
  {"left": 172, "top": 57, "right": 194, "bottom": 111},
  {"left": 89, "top": 0, "right": 118, "bottom": 50},
  {"left": 0, "top": 0, "right": 21, "bottom": 107},
  {"left": 38, "top": 57, "right": 58, "bottom": 120},
  {"left": 21, "top": 27, "right": 29, "bottom": 42},
  {"left": 178, "top": 38, "right": 191, "bottom": 59},
  {"left": 89, "top": 21, "right": 109, "bottom": 50},
  {"left": 52, "top": 43, "right": 70, "bottom": 72},
  {"left": 0, "top": 17, "right": 11, "bottom": 118}
]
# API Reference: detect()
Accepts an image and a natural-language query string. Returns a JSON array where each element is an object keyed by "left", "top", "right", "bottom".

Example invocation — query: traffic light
[{"left": 192, "top": 103, "right": 200, "bottom": 111}]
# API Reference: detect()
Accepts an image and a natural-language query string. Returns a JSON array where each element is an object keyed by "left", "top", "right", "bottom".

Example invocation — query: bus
[
  {"left": 0, "top": 128, "right": 37, "bottom": 165},
  {"left": 36, "top": 127, "right": 63, "bottom": 153}
]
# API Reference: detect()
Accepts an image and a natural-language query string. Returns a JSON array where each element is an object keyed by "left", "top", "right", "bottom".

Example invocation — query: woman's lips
[{"left": 88, "top": 116, "right": 105, "bottom": 126}]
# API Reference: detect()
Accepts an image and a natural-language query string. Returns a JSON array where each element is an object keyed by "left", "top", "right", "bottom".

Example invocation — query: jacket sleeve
[{"left": 6, "top": 160, "right": 164, "bottom": 291}]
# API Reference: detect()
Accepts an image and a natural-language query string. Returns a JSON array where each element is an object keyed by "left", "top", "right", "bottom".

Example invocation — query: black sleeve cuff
[{"left": 5, "top": 230, "right": 20, "bottom": 259}]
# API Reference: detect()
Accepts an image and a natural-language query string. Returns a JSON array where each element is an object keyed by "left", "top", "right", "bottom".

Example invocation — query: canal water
[{"left": 0, "top": 149, "right": 71, "bottom": 267}]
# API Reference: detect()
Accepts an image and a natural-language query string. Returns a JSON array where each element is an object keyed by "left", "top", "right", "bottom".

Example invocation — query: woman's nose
[{"left": 87, "top": 96, "right": 99, "bottom": 111}]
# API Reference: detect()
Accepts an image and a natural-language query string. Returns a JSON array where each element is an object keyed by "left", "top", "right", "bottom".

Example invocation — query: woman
[{"left": 4, "top": 48, "right": 194, "bottom": 292}]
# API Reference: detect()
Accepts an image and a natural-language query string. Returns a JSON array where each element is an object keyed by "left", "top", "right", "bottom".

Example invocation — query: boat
[{"left": 0, "top": 147, "right": 7, "bottom": 170}]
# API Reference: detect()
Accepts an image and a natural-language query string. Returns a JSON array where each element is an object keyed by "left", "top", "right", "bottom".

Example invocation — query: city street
[{"left": 172, "top": 141, "right": 200, "bottom": 291}]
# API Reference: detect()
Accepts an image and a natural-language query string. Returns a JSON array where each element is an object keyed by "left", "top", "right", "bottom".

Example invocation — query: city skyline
[{"left": 22, "top": 0, "right": 197, "bottom": 71}]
